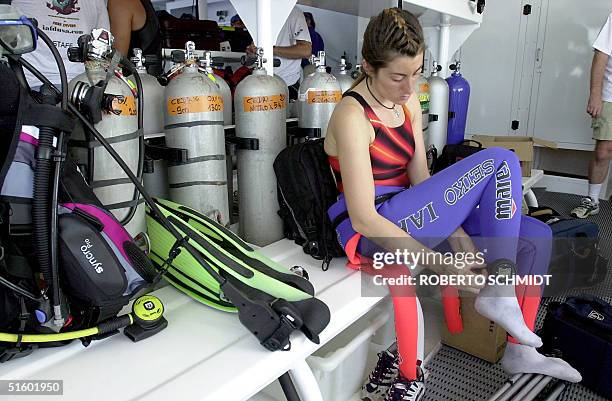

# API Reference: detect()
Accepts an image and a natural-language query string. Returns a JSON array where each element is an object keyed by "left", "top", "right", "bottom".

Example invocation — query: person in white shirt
[
  {"left": 571, "top": 12, "right": 612, "bottom": 218},
  {"left": 13, "top": 0, "right": 110, "bottom": 88},
  {"left": 273, "top": 6, "right": 311, "bottom": 98},
  {"left": 248, "top": 6, "right": 311, "bottom": 99}
]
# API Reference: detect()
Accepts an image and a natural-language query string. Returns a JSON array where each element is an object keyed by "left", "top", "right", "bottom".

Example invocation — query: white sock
[
  {"left": 588, "top": 183, "right": 602, "bottom": 203},
  {"left": 475, "top": 285, "right": 543, "bottom": 348},
  {"left": 501, "top": 343, "right": 582, "bottom": 383}
]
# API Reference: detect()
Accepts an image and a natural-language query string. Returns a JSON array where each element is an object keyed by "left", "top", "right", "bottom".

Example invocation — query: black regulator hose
[
  {"left": 32, "top": 26, "right": 69, "bottom": 324},
  {"left": 32, "top": 120, "right": 53, "bottom": 303},
  {"left": 116, "top": 55, "right": 145, "bottom": 228}
]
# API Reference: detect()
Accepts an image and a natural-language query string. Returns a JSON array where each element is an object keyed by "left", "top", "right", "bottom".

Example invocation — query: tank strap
[
  {"left": 89, "top": 177, "right": 134, "bottom": 189},
  {"left": 168, "top": 181, "right": 227, "bottom": 189},
  {"left": 103, "top": 197, "right": 145, "bottom": 211},
  {"left": 168, "top": 154, "right": 225, "bottom": 167},
  {"left": 164, "top": 120, "right": 223, "bottom": 130},
  {"left": 69, "top": 128, "right": 143, "bottom": 149},
  {"left": 168, "top": 181, "right": 227, "bottom": 188}
]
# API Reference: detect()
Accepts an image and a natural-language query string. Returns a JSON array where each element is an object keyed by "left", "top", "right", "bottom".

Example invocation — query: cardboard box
[
  {"left": 440, "top": 292, "right": 507, "bottom": 363},
  {"left": 471, "top": 135, "right": 557, "bottom": 177}
]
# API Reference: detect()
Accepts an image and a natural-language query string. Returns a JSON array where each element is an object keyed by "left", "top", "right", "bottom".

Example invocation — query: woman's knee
[{"left": 519, "top": 216, "right": 552, "bottom": 275}]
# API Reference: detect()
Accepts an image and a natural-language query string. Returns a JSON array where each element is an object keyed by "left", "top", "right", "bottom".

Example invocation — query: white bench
[
  {"left": 0, "top": 240, "right": 401, "bottom": 401},
  {"left": 523, "top": 169, "right": 544, "bottom": 207}
]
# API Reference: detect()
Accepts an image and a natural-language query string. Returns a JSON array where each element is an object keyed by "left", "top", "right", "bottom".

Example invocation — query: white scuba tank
[
  {"left": 68, "top": 29, "right": 145, "bottom": 236},
  {"left": 201, "top": 51, "right": 232, "bottom": 126},
  {"left": 333, "top": 55, "right": 354, "bottom": 94},
  {"left": 131, "top": 48, "right": 164, "bottom": 136},
  {"left": 302, "top": 54, "right": 317, "bottom": 81},
  {"left": 130, "top": 48, "right": 168, "bottom": 200},
  {"left": 298, "top": 51, "right": 341, "bottom": 138},
  {"left": 234, "top": 49, "right": 288, "bottom": 246},
  {"left": 416, "top": 73, "right": 430, "bottom": 137},
  {"left": 164, "top": 42, "right": 229, "bottom": 225},
  {"left": 427, "top": 61, "right": 449, "bottom": 158}
]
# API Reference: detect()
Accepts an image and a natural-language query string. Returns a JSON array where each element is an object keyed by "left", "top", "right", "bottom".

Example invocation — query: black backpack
[
  {"left": 527, "top": 206, "right": 607, "bottom": 295},
  {"left": 540, "top": 296, "right": 612, "bottom": 398},
  {"left": 273, "top": 138, "right": 344, "bottom": 270},
  {"left": 432, "top": 140, "right": 484, "bottom": 174}
]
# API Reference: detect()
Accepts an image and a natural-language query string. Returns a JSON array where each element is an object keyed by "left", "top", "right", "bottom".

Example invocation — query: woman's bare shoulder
[{"left": 325, "top": 96, "right": 372, "bottom": 155}]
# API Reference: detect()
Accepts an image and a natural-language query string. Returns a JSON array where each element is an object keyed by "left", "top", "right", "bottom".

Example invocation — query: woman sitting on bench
[{"left": 324, "top": 8, "right": 582, "bottom": 401}]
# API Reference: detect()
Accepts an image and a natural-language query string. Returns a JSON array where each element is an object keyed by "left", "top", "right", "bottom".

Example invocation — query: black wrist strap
[{"left": 487, "top": 258, "right": 516, "bottom": 276}]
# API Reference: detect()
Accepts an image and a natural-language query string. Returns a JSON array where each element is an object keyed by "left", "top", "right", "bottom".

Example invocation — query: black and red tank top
[
  {"left": 328, "top": 91, "right": 416, "bottom": 192},
  {"left": 130, "top": 0, "right": 162, "bottom": 76}
]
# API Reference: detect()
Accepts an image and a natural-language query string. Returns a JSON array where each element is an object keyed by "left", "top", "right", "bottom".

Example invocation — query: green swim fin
[{"left": 145, "top": 198, "right": 331, "bottom": 351}]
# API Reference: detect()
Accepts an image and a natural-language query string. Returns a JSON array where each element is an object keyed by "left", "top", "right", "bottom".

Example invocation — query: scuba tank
[
  {"left": 298, "top": 51, "right": 341, "bottom": 138},
  {"left": 446, "top": 61, "right": 471, "bottom": 145},
  {"left": 163, "top": 41, "right": 229, "bottom": 226},
  {"left": 200, "top": 51, "right": 233, "bottom": 126},
  {"left": 67, "top": 29, "right": 146, "bottom": 237},
  {"left": 142, "top": 148, "right": 170, "bottom": 200},
  {"left": 130, "top": 48, "right": 164, "bottom": 136},
  {"left": 417, "top": 73, "right": 430, "bottom": 137},
  {"left": 240, "top": 52, "right": 291, "bottom": 120},
  {"left": 233, "top": 48, "right": 288, "bottom": 246},
  {"left": 427, "top": 61, "right": 449, "bottom": 159},
  {"left": 197, "top": 52, "right": 232, "bottom": 218},
  {"left": 302, "top": 54, "right": 317, "bottom": 80},
  {"left": 333, "top": 54, "right": 354, "bottom": 94},
  {"left": 129, "top": 48, "right": 169, "bottom": 200}
]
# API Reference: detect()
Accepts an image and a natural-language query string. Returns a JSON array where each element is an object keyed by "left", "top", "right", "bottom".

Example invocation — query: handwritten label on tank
[
  {"left": 418, "top": 83, "right": 430, "bottom": 112},
  {"left": 111, "top": 95, "right": 137, "bottom": 116},
  {"left": 306, "top": 90, "right": 341, "bottom": 104},
  {"left": 167, "top": 95, "right": 224, "bottom": 116},
  {"left": 243, "top": 94, "right": 286, "bottom": 112}
]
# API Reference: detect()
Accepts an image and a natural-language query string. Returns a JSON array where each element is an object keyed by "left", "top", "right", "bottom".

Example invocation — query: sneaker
[
  {"left": 385, "top": 368, "right": 425, "bottom": 401},
  {"left": 361, "top": 349, "right": 399, "bottom": 401},
  {"left": 570, "top": 197, "right": 600, "bottom": 218}
]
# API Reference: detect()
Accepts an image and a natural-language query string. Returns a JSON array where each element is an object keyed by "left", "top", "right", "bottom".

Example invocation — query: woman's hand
[
  {"left": 441, "top": 227, "right": 487, "bottom": 293},
  {"left": 448, "top": 227, "right": 485, "bottom": 269},
  {"left": 436, "top": 258, "right": 486, "bottom": 294},
  {"left": 448, "top": 227, "right": 477, "bottom": 253}
]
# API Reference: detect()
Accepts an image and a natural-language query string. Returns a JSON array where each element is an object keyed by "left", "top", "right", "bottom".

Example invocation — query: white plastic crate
[
  {"left": 251, "top": 309, "right": 391, "bottom": 401},
  {"left": 306, "top": 310, "right": 390, "bottom": 401}
]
